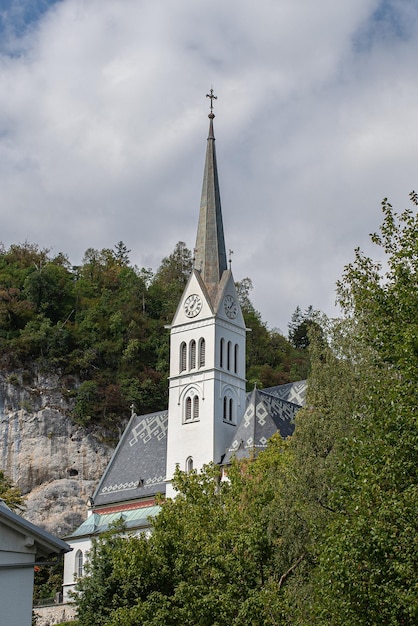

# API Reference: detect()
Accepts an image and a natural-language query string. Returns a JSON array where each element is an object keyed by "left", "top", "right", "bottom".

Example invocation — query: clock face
[
  {"left": 224, "top": 295, "right": 238, "bottom": 319},
  {"left": 184, "top": 294, "right": 202, "bottom": 318}
]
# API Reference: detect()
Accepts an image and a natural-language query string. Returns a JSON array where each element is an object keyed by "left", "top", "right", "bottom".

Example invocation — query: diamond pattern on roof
[
  {"left": 263, "top": 381, "right": 307, "bottom": 406},
  {"left": 93, "top": 410, "right": 168, "bottom": 507},
  {"left": 222, "top": 385, "right": 304, "bottom": 465},
  {"left": 129, "top": 412, "right": 167, "bottom": 446},
  {"left": 102, "top": 481, "right": 139, "bottom": 494}
]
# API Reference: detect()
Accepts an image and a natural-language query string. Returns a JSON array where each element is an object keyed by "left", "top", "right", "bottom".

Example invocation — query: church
[{"left": 62, "top": 94, "right": 306, "bottom": 601}]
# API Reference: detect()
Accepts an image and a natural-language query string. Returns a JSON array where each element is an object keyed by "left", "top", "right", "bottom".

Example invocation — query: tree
[
  {"left": 288, "top": 305, "right": 322, "bottom": 350},
  {"left": 148, "top": 241, "right": 192, "bottom": 322},
  {"left": 287, "top": 196, "right": 418, "bottom": 624},
  {"left": 24, "top": 262, "right": 75, "bottom": 324},
  {"left": 75, "top": 440, "right": 296, "bottom": 626},
  {"left": 0, "top": 469, "right": 24, "bottom": 511}
]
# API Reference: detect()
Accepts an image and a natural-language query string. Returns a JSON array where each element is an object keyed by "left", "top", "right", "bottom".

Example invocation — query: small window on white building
[
  {"left": 193, "top": 395, "right": 199, "bottom": 420},
  {"left": 227, "top": 341, "right": 232, "bottom": 371},
  {"left": 189, "top": 340, "right": 196, "bottom": 369},
  {"left": 223, "top": 392, "right": 235, "bottom": 423},
  {"left": 198, "top": 338, "right": 206, "bottom": 367},
  {"left": 234, "top": 344, "right": 239, "bottom": 374},
  {"left": 220, "top": 338, "right": 224, "bottom": 368},
  {"left": 180, "top": 342, "right": 187, "bottom": 372},
  {"left": 75, "top": 550, "right": 83, "bottom": 578},
  {"left": 184, "top": 393, "right": 200, "bottom": 423},
  {"left": 186, "top": 456, "right": 194, "bottom": 472},
  {"left": 185, "top": 396, "right": 192, "bottom": 422}
]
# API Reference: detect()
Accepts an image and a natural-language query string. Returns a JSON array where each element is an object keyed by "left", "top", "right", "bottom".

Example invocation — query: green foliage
[
  {"left": 282, "top": 196, "right": 418, "bottom": 624},
  {"left": 75, "top": 442, "right": 297, "bottom": 626},
  {"left": 288, "top": 305, "right": 323, "bottom": 350},
  {"left": 0, "top": 469, "right": 24, "bottom": 511},
  {"left": 33, "top": 561, "right": 64, "bottom": 604},
  {"left": 0, "top": 240, "right": 305, "bottom": 430},
  {"left": 310, "top": 196, "right": 418, "bottom": 625}
]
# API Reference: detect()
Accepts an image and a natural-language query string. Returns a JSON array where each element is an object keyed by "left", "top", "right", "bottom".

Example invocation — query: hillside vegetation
[{"left": 0, "top": 240, "right": 309, "bottom": 431}]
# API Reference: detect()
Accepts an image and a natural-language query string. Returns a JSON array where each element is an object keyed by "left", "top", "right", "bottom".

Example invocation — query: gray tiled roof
[
  {"left": 262, "top": 380, "right": 307, "bottom": 405},
  {"left": 222, "top": 384, "right": 304, "bottom": 465},
  {"left": 93, "top": 410, "right": 168, "bottom": 507}
]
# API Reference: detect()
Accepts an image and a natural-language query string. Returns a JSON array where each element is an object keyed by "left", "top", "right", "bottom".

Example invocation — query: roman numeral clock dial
[
  {"left": 184, "top": 294, "right": 202, "bottom": 318},
  {"left": 224, "top": 295, "right": 238, "bottom": 319}
]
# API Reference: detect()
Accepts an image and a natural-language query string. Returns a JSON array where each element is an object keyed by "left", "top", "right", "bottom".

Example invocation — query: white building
[
  {"left": 63, "top": 97, "right": 306, "bottom": 600},
  {"left": 0, "top": 499, "right": 70, "bottom": 626}
]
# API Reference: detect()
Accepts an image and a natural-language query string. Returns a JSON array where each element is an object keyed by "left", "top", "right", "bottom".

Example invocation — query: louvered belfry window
[
  {"left": 190, "top": 340, "right": 196, "bottom": 369},
  {"left": 227, "top": 341, "right": 232, "bottom": 371},
  {"left": 180, "top": 342, "right": 187, "bottom": 372},
  {"left": 185, "top": 396, "right": 192, "bottom": 421},
  {"left": 234, "top": 344, "right": 239, "bottom": 374},
  {"left": 199, "top": 338, "right": 206, "bottom": 367},
  {"left": 193, "top": 395, "right": 199, "bottom": 420}
]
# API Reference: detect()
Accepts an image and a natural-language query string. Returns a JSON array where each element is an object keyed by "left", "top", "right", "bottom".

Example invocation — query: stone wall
[{"left": 34, "top": 603, "right": 77, "bottom": 625}]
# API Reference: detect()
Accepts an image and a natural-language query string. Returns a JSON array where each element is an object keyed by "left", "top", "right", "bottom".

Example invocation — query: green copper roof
[
  {"left": 194, "top": 113, "right": 227, "bottom": 290},
  {"left": 66, "top": 505, "right": 161, "bottom": 539}
]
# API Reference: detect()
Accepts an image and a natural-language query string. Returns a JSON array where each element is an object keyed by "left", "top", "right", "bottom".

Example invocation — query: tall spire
[{"left": 194, "top": 89, "right": 228, "bottom": 291}]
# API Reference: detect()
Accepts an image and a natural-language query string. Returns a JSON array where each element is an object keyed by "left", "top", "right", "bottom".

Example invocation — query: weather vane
[{"left": 206, "top": 88, "right": 217, "bottom": 113}]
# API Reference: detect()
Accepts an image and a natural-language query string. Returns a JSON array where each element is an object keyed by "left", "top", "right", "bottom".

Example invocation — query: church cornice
[
  {"left": 169, "top": 369, "right": 247, "bottom": 386},
  {"left": 168, "top": 316, "right": 216, "bottom": 334},
  {"left": 169, "top": 316, "right": 247, "bottom": 336}
]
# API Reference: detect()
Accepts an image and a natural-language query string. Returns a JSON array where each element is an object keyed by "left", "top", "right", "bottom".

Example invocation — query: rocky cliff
[{"left": 0, "top": 370, "right": 115, "bottom": 536}]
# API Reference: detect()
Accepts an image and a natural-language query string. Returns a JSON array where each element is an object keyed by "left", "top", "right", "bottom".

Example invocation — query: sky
[{"left": 0, "top": 0, "right": 417, "bottom": 334}]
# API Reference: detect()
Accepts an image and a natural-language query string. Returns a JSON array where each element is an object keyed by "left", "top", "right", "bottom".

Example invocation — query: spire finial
[
  {"left": 206, "top": 87, "right": 217, "bottom": 118},
  {"left": 194, "top": 87, "right": 227, "bottom": 292},
  {"left": 228, "top": 249, "right": 234, "bottom": 268}
]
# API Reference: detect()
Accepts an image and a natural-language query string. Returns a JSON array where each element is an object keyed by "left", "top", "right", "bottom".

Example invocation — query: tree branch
[{"left": 278, "top": 554, "right": 305, "bottom": 589}]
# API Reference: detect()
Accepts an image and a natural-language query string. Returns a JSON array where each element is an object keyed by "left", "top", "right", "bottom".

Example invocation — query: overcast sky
[{"left": 0, "top": 0, "right": 417, "bottom": 333}]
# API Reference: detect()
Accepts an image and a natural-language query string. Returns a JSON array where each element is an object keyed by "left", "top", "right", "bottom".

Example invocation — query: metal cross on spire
[{"left": 206, "top": 88, "right": 217, "bottom": 113}]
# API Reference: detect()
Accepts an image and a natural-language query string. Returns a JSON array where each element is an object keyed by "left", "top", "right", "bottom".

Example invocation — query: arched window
[
  {"left": 189, "top": 340, "right": 196, "bottom": 369},
  {"left": 220, "top": 338, "right": 224, "bottom": 368},
  {"left": 223, "top": 392, "right": 234, "bottom": 423},
  {"left": 227, "top": 341, "right": 232, "bottom": 371},
  {"left": 234, "top": 344, "right": 239, "bottom": 374},
  {"left": 75, "top": 550, "right": 83, "bottom": 578},
  {"left": 180, "top": 342, "right": 187, "bottom": 372},
  {"left": 193, "top": 395, "right": 199, "bottom": 420},
  {"left": 198, "top": 338, "right": 206, "bottom": 367},
  {"left": 185, "top": 396, "right": 192, "bottom": 422},
  {"left": 186, "top": 456, "right": 194, "bottom": 472}
]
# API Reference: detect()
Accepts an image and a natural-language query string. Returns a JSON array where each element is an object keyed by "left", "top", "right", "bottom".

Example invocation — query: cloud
[{"left": 0, "top": 0, "right": 417, "bottom": 333}]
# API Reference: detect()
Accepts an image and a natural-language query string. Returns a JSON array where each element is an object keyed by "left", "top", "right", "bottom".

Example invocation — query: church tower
[{"left": 165, "top": 92, "right": 247, "bottom": 496}]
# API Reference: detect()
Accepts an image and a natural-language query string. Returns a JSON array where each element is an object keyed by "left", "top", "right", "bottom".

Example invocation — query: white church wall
[{"left": 62, "top": 536, "right": 91, "bottom": 602}]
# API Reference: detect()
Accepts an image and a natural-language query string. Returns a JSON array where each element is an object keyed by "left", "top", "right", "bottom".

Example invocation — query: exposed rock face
[{"left": 0, "top": 370, "right": 115, "bottom": 536}]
